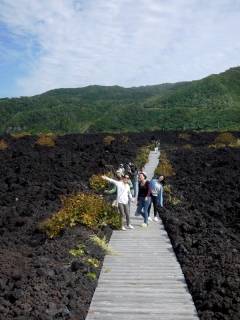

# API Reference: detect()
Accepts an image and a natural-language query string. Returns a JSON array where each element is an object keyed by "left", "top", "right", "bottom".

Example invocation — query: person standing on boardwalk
[
  {"left": 148, "top": 174, "right": 165, "bottom": 222},
  {"left": 102, "top": 174, "right": 135, "bottom": 231},
  {"left": 135, "top": 172, "right": 151, "bottom": 227},
  {"left": 130, "top": 165, "right": 138, "bottom": 198},
  {"left": 105, "top": 171, "right": 134, "bottom": 212},
  {"left": 154, "top": 141, "right": 158, "bottom": 154}
]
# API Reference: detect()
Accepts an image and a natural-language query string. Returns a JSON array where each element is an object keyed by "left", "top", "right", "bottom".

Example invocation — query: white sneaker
[
  {"left": 148, "top": 217, "right": 152, "bottom": 221},
  {"left": 127, "top": 224, "right": 134, "bottom": 229},
  {"left": 122, "top": 226, "right": 126, "bottom": 231},
  {"left": 153, "top": 217, "right": 158, "bottom": 222}
]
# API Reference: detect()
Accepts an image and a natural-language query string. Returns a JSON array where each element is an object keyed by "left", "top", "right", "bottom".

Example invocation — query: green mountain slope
[{"left": 1, "top": 67, "right": 240, "bottom": 134}]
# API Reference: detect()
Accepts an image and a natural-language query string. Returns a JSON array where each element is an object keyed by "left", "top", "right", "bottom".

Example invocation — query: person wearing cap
[
  {"left": 118, "top": 164, "right": 125, "bottom": 175},
  {"left": 102, "top": 174, "right": 135, "bottom": 231},
  {"left": 135, "top": 172, "right": 151, "bottom": 227},
  {"left": 148, "top": 174, "right": 165, "bottom": 222}
]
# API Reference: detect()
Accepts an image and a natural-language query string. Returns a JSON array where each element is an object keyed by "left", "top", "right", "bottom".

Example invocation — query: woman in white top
[{"left": 102, "top": 174, "right": 134, "bottom": 231}]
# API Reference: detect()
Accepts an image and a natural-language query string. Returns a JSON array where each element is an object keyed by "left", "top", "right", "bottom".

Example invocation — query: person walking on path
[
  {"left": 154, "top": 140, "right": 160, "bottom": 153},
  {"left": 148, "top": 174, "right": 165, "bottom": 221},
  {"left": 135, "top": 172, "right": 151, "bottom": 227},
  {"left": 102, "top": 174, "right": 135, "bottom": 231}
]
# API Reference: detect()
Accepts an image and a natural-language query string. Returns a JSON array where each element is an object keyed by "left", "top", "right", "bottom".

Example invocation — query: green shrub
[
  {"left": 89, "top": 173, "right": 111, "bottom": 190},
  {"left": 214, "top": 132, "right": 236, "bottom": 145},
  {"left": 39, "top": 191, "right": 120, "bottom": 238},
  {"left": 154, "top": 153, "right": 176, "bottom": 178},
  {"left": 135, "top": 146, "right": 150, "bottom": 167},
  {"left": 149, "top": 143, "right": 155, "bottom": 151}
]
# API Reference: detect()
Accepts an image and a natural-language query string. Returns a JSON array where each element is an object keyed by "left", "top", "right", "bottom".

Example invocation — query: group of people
[{"left": 102, "top": 160, "right": 165, "bottom": 231}]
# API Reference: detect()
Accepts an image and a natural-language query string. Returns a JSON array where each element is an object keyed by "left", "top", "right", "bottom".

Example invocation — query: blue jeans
[
  {"left": 137, "top": 197, "right": 151, "bottom": 223},
  {"left": 132, "top": 181, "right": 137, "bottom": 198}
]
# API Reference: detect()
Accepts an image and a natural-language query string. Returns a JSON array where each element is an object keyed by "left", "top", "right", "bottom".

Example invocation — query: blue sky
[{"left": 0, "top": 0, "right": 240, "bottom": 98}]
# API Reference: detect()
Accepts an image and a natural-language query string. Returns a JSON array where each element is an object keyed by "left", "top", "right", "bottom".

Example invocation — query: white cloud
[{"left": 0, "top": 0, "right": 240, "bottom": 97}]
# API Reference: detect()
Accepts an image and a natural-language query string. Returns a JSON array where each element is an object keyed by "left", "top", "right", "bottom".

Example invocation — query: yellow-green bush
[
  {"left": 36, "top": 133, "right": 58, "bottom": 147},
  {"left": 120, "top": 135, "right": 130, "bottom": 143},
  {"left": 183, "top": 144, "right": 192, "bottom": 149},
  {"left": 178, "top": 133, "right": 190, "bottom": 140},
  {"left": 149, "top": 143, "right": 155, "bottom": 151},
  {"left": 12, "top": 132, "right": 30, "bottom": 139},
  {"left": 39, "top": 191, "right": 120, "bottom": 238},
  {"left": 89, "top": 173, "right": 111, "bottom": 190},
  {"left": 154, "top": 153, "right": 176, "bottom": 178},
  {"left": 229, "top": 139, "right": 240, "bottom": 148},
  {"left": 214, "top": 132, "right": 236, "bottom": 145},
  {"left": 163, "top": 185, "right": 172, "bottom": 194},
  {"left": 0, "top": 139, "right": 7, "bottom": 150},
  {"left": 103, "top": 135, "right": 115, "bottom": 144},
  {"left": 168, "top": 195, "right": 181, "bottom": 205},
  {"left": 135, "top": 146, "right": 150, "bottom": 167}
]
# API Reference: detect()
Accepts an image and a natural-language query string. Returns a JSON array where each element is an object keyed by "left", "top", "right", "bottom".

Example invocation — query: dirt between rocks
[{"left": 0, "top": 130, "right": 239, "bottom": 319}]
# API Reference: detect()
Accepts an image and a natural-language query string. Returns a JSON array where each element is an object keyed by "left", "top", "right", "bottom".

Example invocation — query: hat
[
  {"left": 140, "top": 172, "right": 147, "bottom": 179},
  {"left": 116, "top": 170, "right": 124, "bottom": 176},
  {"left": 120, "top": 164, "right": 123, "bottom": 167}
]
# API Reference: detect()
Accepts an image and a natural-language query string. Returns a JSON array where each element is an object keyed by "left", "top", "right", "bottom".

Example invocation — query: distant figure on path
[{"left": 154, "top": 140, "right": 160, "bottom": 154}]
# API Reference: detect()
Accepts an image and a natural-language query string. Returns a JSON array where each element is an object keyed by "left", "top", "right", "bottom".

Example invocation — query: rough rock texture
[
  {"left": 0, "top": 131, "right": 239, "bottom": 319},
  {"left": 159, "top": 133, "right": 240, "bottom": 320}
]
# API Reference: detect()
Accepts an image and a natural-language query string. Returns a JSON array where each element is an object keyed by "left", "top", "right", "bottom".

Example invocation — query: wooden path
[{"left": 86, "top": 151, "right": 199, "bottom": 319}]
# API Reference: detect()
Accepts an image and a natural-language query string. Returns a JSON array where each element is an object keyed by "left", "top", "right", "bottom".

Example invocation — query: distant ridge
[{"left": 0, "top": 66, "right": 240, "bottom": 134}]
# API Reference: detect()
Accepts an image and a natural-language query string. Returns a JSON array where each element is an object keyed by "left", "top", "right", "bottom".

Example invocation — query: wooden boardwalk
[{"left": 86, "top": 151, "right": 199, "bottom": 320}]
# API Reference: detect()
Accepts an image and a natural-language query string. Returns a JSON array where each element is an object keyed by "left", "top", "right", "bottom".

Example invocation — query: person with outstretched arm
[{"left": 102, "top": 174, "right": 135, "bottom": 231}]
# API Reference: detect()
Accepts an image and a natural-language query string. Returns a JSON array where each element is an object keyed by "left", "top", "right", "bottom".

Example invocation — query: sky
[{"left": 0, "top": 0, "right": 240, "bottom": 98}]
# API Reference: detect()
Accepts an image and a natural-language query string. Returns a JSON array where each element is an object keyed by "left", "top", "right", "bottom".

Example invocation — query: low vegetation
[
  {"left": 89, "top": 234, "right": 120, "bottom": 256},
  {"left": 0, "top": 139, "right": 7, "bottom": 150},
  {"left": 103, "top": 135, "right": 115, "bottom": 144},
  {"left": 35, "top": 133, "right": 58, "bottom": 147},
  {"left": 39, "top": 191, "right": 120, "bottom": 238},
  {"left": 209, "top": 132, "right": 239, "bottom": 148},
  {"left": 154, "top": 152, "right": 176, "bottom": 178},
  {"left": 135, "top": 146, "right": 150, "bottom": 167},
  {"left": 89, "top": 173, "right": 110, "bottom": 191}
]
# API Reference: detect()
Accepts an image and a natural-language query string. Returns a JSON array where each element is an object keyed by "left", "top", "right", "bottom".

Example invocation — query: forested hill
[{"left": 1, "top": 66, "right": 240, "bottom": 134}]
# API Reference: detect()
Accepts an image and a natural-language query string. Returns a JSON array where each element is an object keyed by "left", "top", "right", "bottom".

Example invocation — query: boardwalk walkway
[{"left": 86, "top": 151, "right": 199, "bottom": 320}]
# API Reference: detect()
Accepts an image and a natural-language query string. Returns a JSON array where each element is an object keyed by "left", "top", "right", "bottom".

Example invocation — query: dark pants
[{"left": 148, "top": 195, "right": 158, "bottom": 217}]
